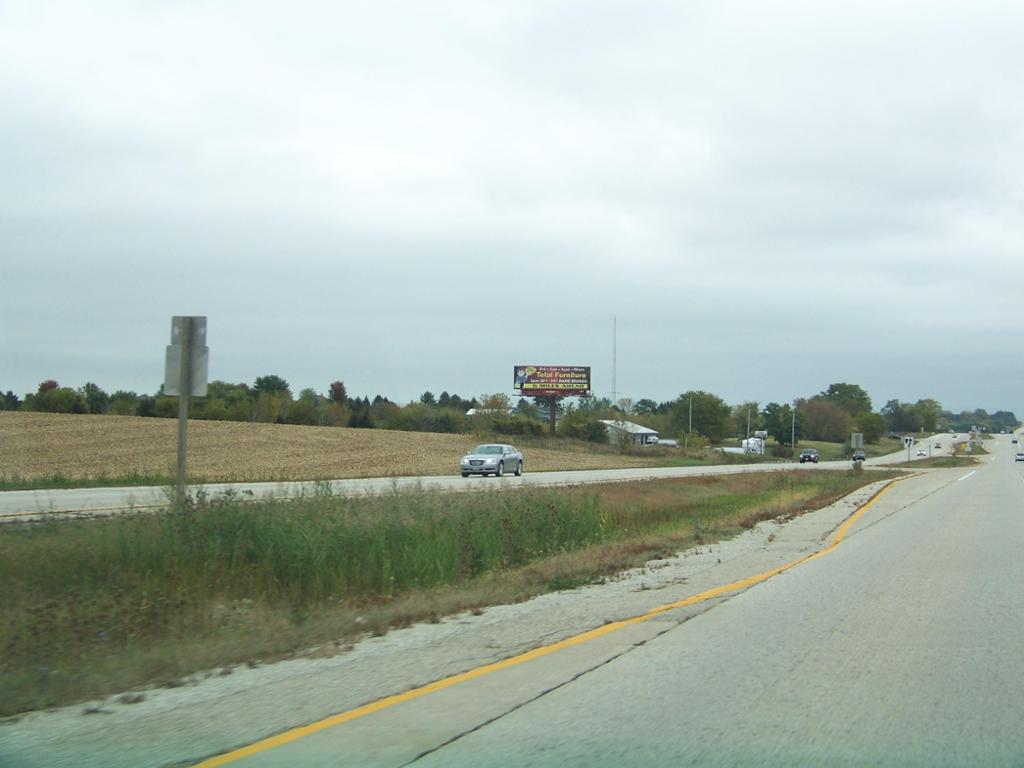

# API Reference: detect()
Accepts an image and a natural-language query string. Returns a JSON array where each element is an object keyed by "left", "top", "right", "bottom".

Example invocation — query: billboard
[{"left": 513, "top": 365, "right": 591, "bottom": 396}]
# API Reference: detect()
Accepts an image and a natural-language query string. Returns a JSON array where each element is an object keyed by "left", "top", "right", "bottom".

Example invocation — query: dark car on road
[
  {"left": 799, "top": 448, "right": 820, "bottom": 463},
  {"left": 852, "top": 449, "right": 866, "bottom": 462}
]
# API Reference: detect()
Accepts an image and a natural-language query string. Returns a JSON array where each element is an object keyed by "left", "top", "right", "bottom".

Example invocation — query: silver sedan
[{"left": 460, "top": 444, "right": 524, "bottom": 477}]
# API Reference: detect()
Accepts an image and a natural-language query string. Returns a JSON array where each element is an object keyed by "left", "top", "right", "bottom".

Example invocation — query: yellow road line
[{"left": 194, "top": 477, "right": 903, "bottom": 767}]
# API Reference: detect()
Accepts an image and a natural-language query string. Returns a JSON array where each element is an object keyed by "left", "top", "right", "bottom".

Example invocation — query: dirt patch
[{"left": 0, "top": 412, "right": 661, "bottom": 482}]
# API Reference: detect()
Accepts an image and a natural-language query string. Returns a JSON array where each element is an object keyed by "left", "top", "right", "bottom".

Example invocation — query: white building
[{"left": 599, "top": 419, "right": 660, "bottom": 446}]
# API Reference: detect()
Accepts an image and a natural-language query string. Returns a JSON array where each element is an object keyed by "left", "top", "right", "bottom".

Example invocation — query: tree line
[{"left": 2, "top": 378, "right": 1018, "bottom": 446}]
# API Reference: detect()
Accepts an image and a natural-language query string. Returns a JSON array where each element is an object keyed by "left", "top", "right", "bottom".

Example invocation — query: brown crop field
[{"left": 0, "top": 412, "right": 669, "bottom": 483}]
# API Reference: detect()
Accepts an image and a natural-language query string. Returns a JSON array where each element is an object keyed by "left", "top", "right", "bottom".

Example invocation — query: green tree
[
  {"left": 108, "top": 390, "right": 139, "bottom": 416},
  {"left": 419, "top": 391, "right": 437, "bottom": 406},
  {"left": 882, "top": 399, "right": 922, "bottom": 432},
  {"left": 515, "top": 397, "right": 540, "bottom": 420},
  {"left": 252, "top": 375, "right": 291, "bottom": 398},
  {"left": 762, "top": 402, "right": 800, "bottom": 445},
  {"left": 324, "top": 401, "right": 351, "bottom": 427},
  {"left": 633, "top": 398, "right": 659, "bottom": 415},
  {"left": 989, "top": 411, "right": 1021, "bottom": 431},
  {"left": 79, "top": 382, "right": 110, "bottom": 414},
  {"left": 370, "top": 395, "right": 399, "bottom": 426},
  {"left": 26, "top": 380, "right": 87, "bottom": 413},
  {"left": 348, "top": 397, "right": 373, "bottom": 428},
  {"left": 200, "top": 381, "right": 252, "bottom": 422},
  {"left": 286, "top": 388, "right": 322, "bottom": 426},
  {"left": 198, "top": 399, "right": 229, "bottom": 421},
  {"left": 555, "top": 407, "right": 609, "bottom": 442},
  {"left": 1, "top": 390, "right": 20, "bottom": 410},
  {"left": 853, "top": 411, "right": 886, "bottom": 443},
  {"left": 731, "top": 401, "right": 761, "bottom": 438},
  {"left": 913, "top": 398, "right": 942, "bottom": 432},
  {"left": 671, "top": 391, "right": 733, "bottom": 442},
  {"left": 820, "top": 383, "right": 872, "bottom": 417},
  {"left": 153, "top": 396, "right": 178, "bottom": 418}
]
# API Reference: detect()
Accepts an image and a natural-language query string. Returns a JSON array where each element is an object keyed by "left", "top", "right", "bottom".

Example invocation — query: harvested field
[{"left": 0, "top": 412, "right": 666, "bottom": 483}]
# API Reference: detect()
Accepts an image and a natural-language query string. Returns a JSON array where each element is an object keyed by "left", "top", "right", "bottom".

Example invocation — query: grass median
[{"left": 0, "top": 469, "right": 892, "bottom": 716}]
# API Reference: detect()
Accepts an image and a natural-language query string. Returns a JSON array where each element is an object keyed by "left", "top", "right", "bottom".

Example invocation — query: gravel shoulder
[{"left": 1, "top": 478, "right": 901, "bottom": 768}]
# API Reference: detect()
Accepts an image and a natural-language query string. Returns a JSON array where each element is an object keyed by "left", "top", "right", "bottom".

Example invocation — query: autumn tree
[
  {"left": 801, "top": 399, "right": 852, "bottom": 442},
  {"left": 328, "top": 380, "right": 348, "bottom": 403}
]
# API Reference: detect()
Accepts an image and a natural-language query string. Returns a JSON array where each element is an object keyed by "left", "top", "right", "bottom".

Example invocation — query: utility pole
[
  {"left": 684, "top": 395, "right": 693, "bottom": 450},
  {"left": 611, "top": 317, "right": 617, "bottom": 406},
  {"left": 746, "top": 406, "right": 751, "bottom": 439},
  {"left": 790, "top": 403, "right": 796, "bottom": 452}
]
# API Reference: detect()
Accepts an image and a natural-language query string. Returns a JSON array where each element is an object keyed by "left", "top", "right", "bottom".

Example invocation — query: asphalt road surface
[
  {"left": 4, "top": 434, "right": 1011, "bottom": 768},
  {"left": 201, "top": 434, "right": 1022, "bottom": 767}
]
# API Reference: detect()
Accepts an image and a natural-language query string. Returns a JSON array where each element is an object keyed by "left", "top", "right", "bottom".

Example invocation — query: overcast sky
[{"left": 3, "top": 1, "right": 1022, "bottom": 415}]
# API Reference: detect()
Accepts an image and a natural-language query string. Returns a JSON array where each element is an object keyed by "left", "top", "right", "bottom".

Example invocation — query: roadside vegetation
[
  {"left": 0, "top": 469, "right": 893, "bottom": 715},
  {"left": 902, "top": 456, "right": 980, "bottom": 468}
]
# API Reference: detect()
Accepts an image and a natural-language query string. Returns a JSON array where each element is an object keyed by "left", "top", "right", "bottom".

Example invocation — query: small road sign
[{"left": 164, "top": 316, "right": 209, "bottom": 396}]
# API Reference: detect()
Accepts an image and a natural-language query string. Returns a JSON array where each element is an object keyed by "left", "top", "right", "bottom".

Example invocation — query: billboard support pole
[{"left": 548, "top": 395, "right": 557, "bottom": 436}]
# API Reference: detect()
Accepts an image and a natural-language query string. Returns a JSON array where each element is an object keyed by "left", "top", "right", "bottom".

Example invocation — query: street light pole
[{"left": 791, "top": 403, "right": 796, "bottom": 453}]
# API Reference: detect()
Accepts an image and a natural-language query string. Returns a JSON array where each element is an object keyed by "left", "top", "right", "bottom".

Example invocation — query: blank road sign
[{"left": 164, "top": 316, "right": 209, "bottom": 396}]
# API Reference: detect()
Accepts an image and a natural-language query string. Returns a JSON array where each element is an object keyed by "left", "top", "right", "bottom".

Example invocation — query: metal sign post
[{"left": 165, "top": 316, "right": 209, "bottom": 502}]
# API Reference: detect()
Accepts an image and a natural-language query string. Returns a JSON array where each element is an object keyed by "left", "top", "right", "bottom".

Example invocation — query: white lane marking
[{"left": 957, "top": 470, "right": 977, "bottom": 482}]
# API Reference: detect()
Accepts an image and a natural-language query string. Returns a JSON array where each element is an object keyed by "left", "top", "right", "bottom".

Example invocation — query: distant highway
[{"left": 0, "top": 434, "right": 955, "bottom": 520}]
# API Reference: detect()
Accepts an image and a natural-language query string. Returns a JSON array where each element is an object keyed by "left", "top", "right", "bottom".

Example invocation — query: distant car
[
  {"left": 657, "top": 439, "right": 679, "bottom": 447},
  {"left": 1013, "top": 438, "right": 1018, "bottom": 444},
  {"left": 1016, "top": 452, "right": 1024, "bottom": 462},
  {"left": 934, "top": 443, "right": 942, "bottom": 449},
  {"left": 852, "top": 449, "right": 865, "bottom": 462},
  {"left": 460, "top": 443, "right": 523, "bottom": 477},
  {"left": 916, "top": 449, "right": 927, "bottom": 457},
  {"left": 799, "top": 449, "right": 819, "bottom": 463}
]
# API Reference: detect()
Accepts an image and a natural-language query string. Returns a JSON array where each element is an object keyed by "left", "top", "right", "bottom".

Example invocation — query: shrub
[{"left": 492, "top": 415, "right": 545, "bottom": 437}]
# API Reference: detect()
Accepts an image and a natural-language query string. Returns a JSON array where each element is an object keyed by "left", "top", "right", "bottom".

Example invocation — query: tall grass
[{"left": 0, "top": 470, "right": 886, "bottom": 714}]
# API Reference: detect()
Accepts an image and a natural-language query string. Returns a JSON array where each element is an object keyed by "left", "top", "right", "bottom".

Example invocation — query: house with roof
[{"left": 599, "top": 419, "right": 660, "bottom": 446}]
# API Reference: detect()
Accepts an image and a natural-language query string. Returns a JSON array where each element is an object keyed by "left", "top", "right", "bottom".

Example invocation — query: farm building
[{"left": 599, "top": 419, "right": 660, "bottom": 446}]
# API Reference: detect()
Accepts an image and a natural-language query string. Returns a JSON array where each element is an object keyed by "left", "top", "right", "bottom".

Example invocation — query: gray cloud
[{"left": 2, "top": 1, "right": 1023, "bottom": 416}]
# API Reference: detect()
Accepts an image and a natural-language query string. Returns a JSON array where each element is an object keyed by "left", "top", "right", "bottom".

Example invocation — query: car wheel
[
  {"left": 462, "top": 472, "right": 469, "bottom": 478},
  {"left": 515, "top": 461, "right": 523, "bottom": 476},
  {"left": 496, "top": 461, "right": 504, "bottom": 477}
]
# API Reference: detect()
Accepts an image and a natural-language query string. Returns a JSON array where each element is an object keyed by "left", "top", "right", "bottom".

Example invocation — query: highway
[
  {"left": 212, "top": 435, "right": 1023, "bottom": 767},
  {"left": 0, "top": 434, "right": 953, "bottom": 520},
  {"left": 2, "top": 434, "right": 1017, "bottom": 767}
]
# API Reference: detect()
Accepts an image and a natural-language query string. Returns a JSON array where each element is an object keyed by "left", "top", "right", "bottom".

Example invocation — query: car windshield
[{"left": 472, "top": 445, "right": 504, "bottom": 455}]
